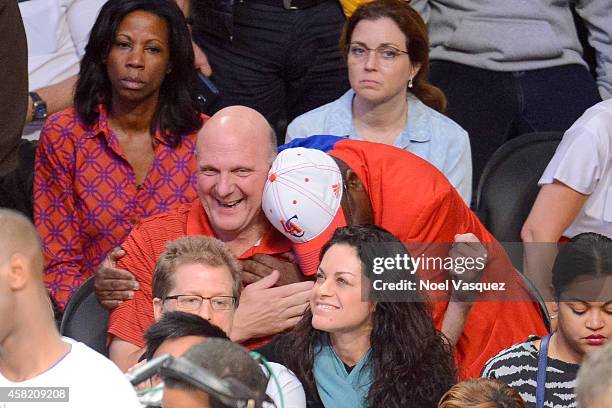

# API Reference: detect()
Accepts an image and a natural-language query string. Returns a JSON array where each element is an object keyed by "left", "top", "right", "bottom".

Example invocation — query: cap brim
[{"left": 294, "top": 209, "right": 347, "bottom": 276}]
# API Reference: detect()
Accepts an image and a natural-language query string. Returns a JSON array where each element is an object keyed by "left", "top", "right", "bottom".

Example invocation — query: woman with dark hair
[
  {"left": 286, "top": 0, "right": 471, "bottom": 203},
  {"left": 33, "top": 0, "right": 204, "bottom": 310},
  {"left": 482, "top": 233, "right": 611, "bottom": 408},
  {"left": 260, "top": 224, "right": 456, "bottom": 408}
]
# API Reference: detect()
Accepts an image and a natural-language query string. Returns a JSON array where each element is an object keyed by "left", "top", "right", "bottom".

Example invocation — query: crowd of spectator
[{"left": 0, "top": 0, "right": 610, "bottom": 407}]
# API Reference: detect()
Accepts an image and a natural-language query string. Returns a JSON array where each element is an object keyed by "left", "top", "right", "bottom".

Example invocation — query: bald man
[
  {"left": 0, "top": 209, "right": 140, "bottom": 407},
  {"left": 101, "top": 107, "right": 313, "bottom": 371}
]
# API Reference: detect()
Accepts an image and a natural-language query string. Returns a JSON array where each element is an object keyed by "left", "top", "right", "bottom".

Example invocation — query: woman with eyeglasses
[
  {"left": 285, "top": 0, "right": 472, "bottom": 204},
  {"left": 259, "top": 224, "right": 457, "bottom": 408}
]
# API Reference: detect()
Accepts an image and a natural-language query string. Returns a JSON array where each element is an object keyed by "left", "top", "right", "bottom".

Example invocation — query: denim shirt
[{"left": 286, "top": 89, "right": 472, "bottom": 203}]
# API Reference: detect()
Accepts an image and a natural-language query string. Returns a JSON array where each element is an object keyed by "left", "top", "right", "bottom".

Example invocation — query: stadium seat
[
  {"left": 475, "top": 131, "right": 564, "bottom": 269},
  {"left": 60, "top": 277, "right": 109, "bottom": 356}
]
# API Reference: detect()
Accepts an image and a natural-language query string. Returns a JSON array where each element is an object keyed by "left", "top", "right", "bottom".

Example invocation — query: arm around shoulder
[{"left": 25, "top": 76, "right": 78, "bottom": 124}]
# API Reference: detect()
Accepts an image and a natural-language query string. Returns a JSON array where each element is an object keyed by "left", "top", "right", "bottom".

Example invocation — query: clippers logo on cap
[{"left": 280, "top": 215, "right": 305, "bottom": 238}]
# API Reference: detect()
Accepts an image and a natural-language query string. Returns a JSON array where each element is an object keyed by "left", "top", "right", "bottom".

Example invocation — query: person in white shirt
[
  {"left": 18, "top": 0, "right": 106, "bottom": 138},
  {"left": 0, "top": 208, "right": 140, "bottom": 408},
  {"left": 522, "top": 98, "right": 612, "bottom": 325}
]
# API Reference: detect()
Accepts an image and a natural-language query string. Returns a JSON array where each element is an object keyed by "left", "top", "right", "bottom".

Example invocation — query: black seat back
[
  {"left": 60, "top": 277, "right": 109, "bottom": 356},
  {"left": 476, "top": 131, "right": 563, "bottom": 269},
  {"left": 476, "top": 131, "right": 564, "bottom": 242}
]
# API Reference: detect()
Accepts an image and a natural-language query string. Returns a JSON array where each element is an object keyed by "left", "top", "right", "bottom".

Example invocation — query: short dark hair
[
  {"left": 552, "top": 232, "right": 612, "bottom": 300},
  {"left": 74, "top": 0, "right": 202, "bottom": 146},
  {"left": 163, "top": 338, "right": 268, "bottom": 408},
  {"left": 144, "top": 311, "right": 229, "bottom": 361}
]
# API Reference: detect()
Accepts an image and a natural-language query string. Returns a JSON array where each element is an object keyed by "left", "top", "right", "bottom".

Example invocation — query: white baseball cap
[{"left": 262, "top": 148, "right": 348, "bottom": 275}]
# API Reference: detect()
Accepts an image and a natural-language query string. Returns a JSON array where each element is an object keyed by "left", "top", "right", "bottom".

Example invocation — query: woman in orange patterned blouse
[{"left": 34, "top": 0, "right": 204, "bottom": 310}]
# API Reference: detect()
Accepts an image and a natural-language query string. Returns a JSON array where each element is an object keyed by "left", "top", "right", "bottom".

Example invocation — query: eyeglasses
[
  {"left": 348, "top": 43, "right": 409, "bottom": 66},
  {"left": 163, "top": 295, "right": 237, "bottom": 311}
]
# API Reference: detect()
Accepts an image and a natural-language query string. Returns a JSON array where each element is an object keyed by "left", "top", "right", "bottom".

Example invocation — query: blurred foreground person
[
  {"left": 0, "top": 0, "right": 29, "bottom": 217},
  {"left": 160, "top": 339, "right": 270, "bottom": 408},
  {"left": 0, "top": 209, "right": 140, "bottom": 407}
]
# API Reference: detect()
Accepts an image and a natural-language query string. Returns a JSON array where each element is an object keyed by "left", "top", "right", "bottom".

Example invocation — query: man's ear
[
  {"left": 7, "top": 253, "right": 30, "bottom": 291},
  {"left": 344, "top": 168, "right": 374, "bottom": 225},
  {"left": 346, "top": 169, "right": 365, "bottom": 192},
  {"left": 153, "top": 298, "right": 164, "bottom": 322}
]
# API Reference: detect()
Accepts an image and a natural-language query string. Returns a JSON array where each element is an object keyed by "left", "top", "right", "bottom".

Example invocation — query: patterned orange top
[{"left": 34, "top": 105, "right": 202, "bottom": 309}]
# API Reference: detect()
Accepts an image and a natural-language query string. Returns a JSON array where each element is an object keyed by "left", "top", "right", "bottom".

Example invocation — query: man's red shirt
[{"left": 107, "top": 199, "right": 291, "bottom": 348}]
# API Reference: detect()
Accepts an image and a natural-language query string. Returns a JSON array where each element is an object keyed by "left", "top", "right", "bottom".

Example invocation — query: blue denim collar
[{"left": 333, "top": 89, "right": 432, "bottom": 147}]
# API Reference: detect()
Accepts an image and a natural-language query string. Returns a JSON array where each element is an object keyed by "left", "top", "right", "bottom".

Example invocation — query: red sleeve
[
  {"left": 34, "top": 113, "right": 84, "bottom": 310},
  {"left": 107, "top": 223, "right": 158, "bottom": 348},
  {"left": 332, "top": 141, "right": 547, "bottom": 377},
  {"left": 407, "top": 188, "right": 547, "bottom": 378}
]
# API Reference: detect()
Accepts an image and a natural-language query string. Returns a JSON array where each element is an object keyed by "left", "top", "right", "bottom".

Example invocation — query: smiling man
[
  {"left": 105, "top": 106, "right": 313, "bottom": 372},
  {"left": 151, "top": 236, "right": 241, "bottom": 336}
]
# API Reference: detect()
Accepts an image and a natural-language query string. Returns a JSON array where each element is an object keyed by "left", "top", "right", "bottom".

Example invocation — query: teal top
[{"left": 313, "top": 334, "right": 373, "bottom": 408}]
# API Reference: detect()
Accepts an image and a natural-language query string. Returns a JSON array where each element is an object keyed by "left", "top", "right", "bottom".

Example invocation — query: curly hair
[
  {"left": 279, "top": 224, "right": 456, "bottom": 408},
  {"left": 74, "top": 0, "right": 202, "bottom": 147},
  {"left": 339, "top": 0, "right": 447, "bottom": 113}
]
